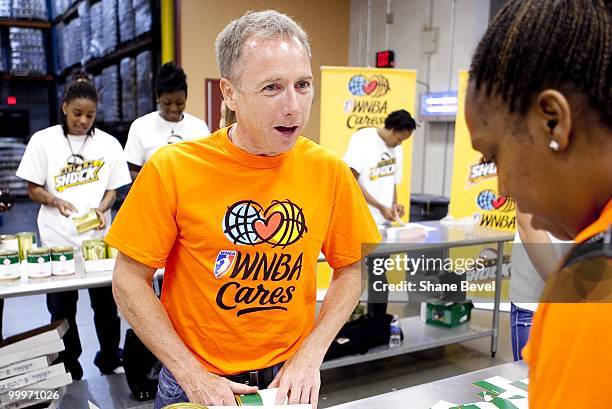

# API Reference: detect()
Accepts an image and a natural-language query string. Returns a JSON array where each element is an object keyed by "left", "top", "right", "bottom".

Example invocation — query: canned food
[
  {"left": 72, "top": 209, "right": 101, "bottom": 234},
  {"left": 162, "top": 404, "right": 209, "bottom": 409},
  {"left": 0, "top": 234, "right": 19, "bottom": 252},
  {"left": 82, "top": 240, "right": 107, "bottom": 261},
  {"left": 26, "top": 247, "right": 52, "bottom": 278},
  {"left": 0, "top": 250, "right": 21, "bottom": 280},
  {"left": 16, "top": 232, "right": 37, "bottom": 261},
  {"left": 106, "top": 245, "right": 118, "bottom": 259},
  {"left": 51, "top": 246, "right": 75, "bottom": 276}
]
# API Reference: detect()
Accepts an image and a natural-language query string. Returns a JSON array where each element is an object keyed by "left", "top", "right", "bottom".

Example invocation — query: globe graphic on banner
[
  {"left": 223, "top": 200, "right": 264, "bottom": 245},
  {"left": 348, "top": 75, "right": 368, "bottom": 96},
  {"left": 476, "top": 190, "right": 497, "bottom": 211}
]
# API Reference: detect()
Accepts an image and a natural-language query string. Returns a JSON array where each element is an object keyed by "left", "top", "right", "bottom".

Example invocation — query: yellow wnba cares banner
[
  {"left": 316, "top": 67, "right": 417, "bottom": 293},
  {"left": 319, "top": 66, "right": 416, "bottom": 221},
  {"left": 449, "top": 71, "right": 514, "bottom": 305},
  {"left": 449, "top": 71, "right": 516, "bottom": 232}
]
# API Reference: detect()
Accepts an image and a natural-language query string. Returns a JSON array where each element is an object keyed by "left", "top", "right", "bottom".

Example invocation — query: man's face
[
  {"left": 465, "top": 83, "right": 571, "bottom": 239},
  {"left": 223, "top": 35, "right": 313, "bottom": 155}
]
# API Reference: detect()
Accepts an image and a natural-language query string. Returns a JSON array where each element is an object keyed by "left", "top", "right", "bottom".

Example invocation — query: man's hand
[
  {"left": 270, "top": 347, "right": 322, "bottom": 408},
  {"left": 179, "top": 368, "right": 258, "bottom": 406},
  {"left": 392, "top": 203, "right": 405, "bottom": 219},
  {"left": 51, "top": 197, "right": 78, "bottom": 217},
  {"left": 94, "top": 208, "right": 106, "bottom": 229}
]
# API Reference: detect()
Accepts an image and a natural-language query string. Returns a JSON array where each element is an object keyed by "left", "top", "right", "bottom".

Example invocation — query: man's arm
[
  {"left": 112, "top": 252, "right": 257, "bottom": 405},
  {"left": 272, "top": 260, "right": 362, "bottom": 408},
  {"left": 516, "top": 208, "right": 560, "bottom": 280},
  {"left": 350, "top": 168, "right": 394, "bottom": 221}
]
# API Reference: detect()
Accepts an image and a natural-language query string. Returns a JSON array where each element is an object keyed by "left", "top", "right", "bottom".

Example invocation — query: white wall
[{"left": 349, "top": 0, "right": 490, "bottom": 197}]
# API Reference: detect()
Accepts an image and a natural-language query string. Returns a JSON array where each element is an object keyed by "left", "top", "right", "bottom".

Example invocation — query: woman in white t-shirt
[
  {"left": 16, "top": 73, "right": 131, "bottom": 380},
  {"left": 124, "top": 62, "right": 210, "bottom": 180}
]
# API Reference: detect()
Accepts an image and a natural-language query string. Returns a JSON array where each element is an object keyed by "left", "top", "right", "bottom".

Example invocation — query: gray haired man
[{"left": 109, "top": 10, "right": 380, "bottom": 408}]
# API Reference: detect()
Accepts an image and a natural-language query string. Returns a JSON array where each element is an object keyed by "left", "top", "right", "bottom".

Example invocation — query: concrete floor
[{"left": 1, "top": 202, "right": 514, "bottom": 408}]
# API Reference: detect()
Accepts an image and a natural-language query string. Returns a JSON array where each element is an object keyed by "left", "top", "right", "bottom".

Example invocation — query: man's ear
[
  {"left": 220, "top": 78, "right": 237, "bottom": 112},
  {"left": 526, "top": 89, "right": 572, "bottom": 152}
]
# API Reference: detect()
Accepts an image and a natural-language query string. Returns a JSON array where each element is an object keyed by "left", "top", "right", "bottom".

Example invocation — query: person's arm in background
[
  {"left": 112, "top": 253, "right": 257, "bottom": 406},
  {"left": 516, "top": 208, "right": 560, "bottom": 280},
  {"left": 392, "top": 186, "right": 405, "bottom": 220},
  {"left": 26, "top": 182, "right": 77, "bottom": 216},
  {"left": 271, "top": 260, "right": 361, "bottom": 408},
  {"left": 128, "top": 163, "right": 141, "bottom": 181},
  {"left": 350, "top": 168, "right": 394, "bottom": 221}
]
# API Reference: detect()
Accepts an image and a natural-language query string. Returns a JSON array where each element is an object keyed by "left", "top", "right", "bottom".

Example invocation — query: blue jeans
[
  {"left": 154, "top": 366, "right": 189, "bottom": 408},
  {"left": 510, "top": 303, "right": 534, "bottom": 361}
]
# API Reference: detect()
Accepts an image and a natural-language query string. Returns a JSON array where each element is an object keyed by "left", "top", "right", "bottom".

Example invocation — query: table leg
[
  {"left": 490, "top": 241, "right": 504, "bottom": 358},
  {"left": 491, "top": 241, "right": 504, "bottom": 358}
]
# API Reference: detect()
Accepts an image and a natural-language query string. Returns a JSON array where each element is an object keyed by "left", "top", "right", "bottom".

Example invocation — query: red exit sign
[
  {"left": 376, "top": 50, "right": 395, "bottom": 68},
  {"left": 6, "top": 96, "right": 17, "bottom": 105}
]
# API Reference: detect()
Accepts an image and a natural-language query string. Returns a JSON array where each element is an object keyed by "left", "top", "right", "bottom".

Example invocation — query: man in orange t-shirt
[{"left": 107, "top": 10, "right": 380, "bottom": 409}]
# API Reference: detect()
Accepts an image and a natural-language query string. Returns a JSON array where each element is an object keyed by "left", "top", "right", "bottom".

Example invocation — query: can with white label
[
  {"left": 27, "top": 247, "right": 52, "bottom": 278},
  {"left": 0, "top": 250, "right": 21, "bottom": 280},
  {"left": 51, "top": 246, "right": 75, "bottom": 276}
]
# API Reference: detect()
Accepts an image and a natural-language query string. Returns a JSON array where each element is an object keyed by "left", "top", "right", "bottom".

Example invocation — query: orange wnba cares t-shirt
[
  {"left": 523, "top": 199, "right": 612, "bottom": 408},
  {"left": 106, "top": 128, "right": 381, "bottom": 375}
]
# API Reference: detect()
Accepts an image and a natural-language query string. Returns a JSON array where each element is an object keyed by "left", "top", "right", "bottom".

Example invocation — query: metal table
[
  {"left": 0, "top": 258, "right": 163, "bottom": 299},
  {"left": 327, "top": 361, "right": 528, "bottom": 409},
  {"left": 322, "top": 220, "right": 513, "bottom": 365},
  {"left": 1, "top": 221, "right": 512, "bottom": 360}
]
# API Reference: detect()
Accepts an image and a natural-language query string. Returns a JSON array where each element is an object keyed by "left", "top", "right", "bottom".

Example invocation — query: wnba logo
[
  {"left": 348, "top": 74, "right": 390, "bottom": 98},
  {"left": 222, "top": 199, "right": 307, "bottom": 248}
]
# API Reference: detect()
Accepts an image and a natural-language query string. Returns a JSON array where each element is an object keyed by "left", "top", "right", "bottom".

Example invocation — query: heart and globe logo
[
  {"left": 222, "top": 200, "right": 307, "bottom": 248},
  {"left": 348, "top": 74, "right": 390, "bottom": 98},
  {"left": 476, "top": 190, "right": 516, "bottom": 212}
]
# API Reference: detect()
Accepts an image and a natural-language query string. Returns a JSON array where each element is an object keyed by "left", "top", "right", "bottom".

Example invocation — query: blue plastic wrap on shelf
[
  {"left": 133, "top": 1, "right": 151, "bottom": 37},
  {"left": 101, "top": 0, "right": 117, "bottom": 55},
  {"left": 100, "top": 65, "right": 120, "bottom": 122},
  {"left": 11, "top": 0, "right": 48, "bottom": 20},
  {"left": 136, "top": 50, "right": 152, "bottom": 116},
  {"left": 8, "top": 27, "right": 47, "bottom": 75},
  {"left": 118, "top": 0, "right": 134, "bottom": 43},
  {"left": 120, "top": 57, "right": 137, "bottom": 122},
  {"left": 0, "top": 0, "right": 11, "bottom": 18}
]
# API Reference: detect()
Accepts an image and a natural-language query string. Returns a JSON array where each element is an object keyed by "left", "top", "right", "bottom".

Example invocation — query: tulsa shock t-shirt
[
  {"left": 105, "top": 127, "right": 381, "bottom": 375},
  {"left": 343, "top": 127, "right": 403, "bottom": 225},
  {"left": 16, "top": 125, "right": 131, "bottom": 248}
]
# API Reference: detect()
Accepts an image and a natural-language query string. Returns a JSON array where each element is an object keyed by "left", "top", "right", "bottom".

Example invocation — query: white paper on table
[
  {"left": 430, "top": 400, "right": 458, "bottom": 409},
  {"left": 405, "top": 223, "right": 437, "bottom": 232},
  {"left": 480, "top": 376, "right": 528, "bottom": 398}
]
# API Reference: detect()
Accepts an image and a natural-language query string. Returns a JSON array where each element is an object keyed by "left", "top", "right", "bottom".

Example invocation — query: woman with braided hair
[{"left": 465, "top": 0, "right": 611, "bottom": 407}]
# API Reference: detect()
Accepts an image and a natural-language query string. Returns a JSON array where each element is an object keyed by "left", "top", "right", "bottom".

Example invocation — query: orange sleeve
[
  {"left": 105, "top": 157, "right": 178, "bottom": 269},
  {"left": 321, "top": 161, "right": 381, "bottom": 269}
]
